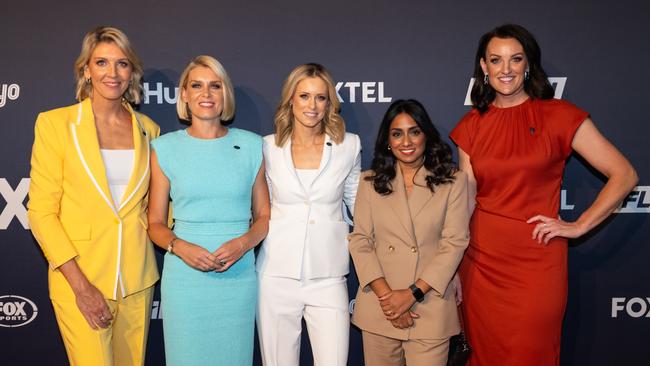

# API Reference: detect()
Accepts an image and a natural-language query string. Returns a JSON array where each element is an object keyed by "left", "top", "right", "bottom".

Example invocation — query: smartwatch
[{"left": 409, "top": 284, "right": 425, "bottom": 303}]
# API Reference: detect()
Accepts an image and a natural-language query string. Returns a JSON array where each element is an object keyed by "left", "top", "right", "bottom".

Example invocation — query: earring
[
  {"left": 483, "top": 74, "right": 488, "bottom": 84},
  {"left": 524, "top": 70, "right": 530, "bottom": 80},
  {"left": 85, "top": 77, "right": 91, "bottom": 84},
  {"left": 387, "top": 146, "right": 391, "bottom": 150}
]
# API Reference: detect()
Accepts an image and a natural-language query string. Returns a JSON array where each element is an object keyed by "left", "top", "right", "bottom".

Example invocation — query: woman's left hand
[
  {"left": 379, "top": 289, "right": 416, "bottom": 320},
  {"left": 527, "top": 215, "right": 586, "bottom": 245},
  {"left": 212, "top": 237, "right": 247, "bottom": 272}
]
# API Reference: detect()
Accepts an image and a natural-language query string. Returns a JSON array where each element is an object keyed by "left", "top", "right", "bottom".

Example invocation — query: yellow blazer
[
  {"left": 349, "top": 167, "right": 469, "bottom": 340},
  {"left": 28, "top": 98, "right": 160, "bottom": 301}
]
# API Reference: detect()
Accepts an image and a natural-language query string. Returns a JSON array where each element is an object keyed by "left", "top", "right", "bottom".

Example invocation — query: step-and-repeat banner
[{"left": 2, "top": 0, "right": 648, "bottom": 364}]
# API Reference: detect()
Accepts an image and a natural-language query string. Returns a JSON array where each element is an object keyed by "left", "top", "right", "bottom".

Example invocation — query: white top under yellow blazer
[{"left": 28, "top": 98, "right": 160, "bottom": 301}]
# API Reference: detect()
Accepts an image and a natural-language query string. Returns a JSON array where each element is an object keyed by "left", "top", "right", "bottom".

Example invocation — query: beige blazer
[{"left": 349, "top": 167, "right": 469, "bottom": 340}]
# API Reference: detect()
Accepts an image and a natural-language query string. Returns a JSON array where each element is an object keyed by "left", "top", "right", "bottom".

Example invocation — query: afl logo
[{"left": 0, "top": 295, "right": 38, "bottom": 327}]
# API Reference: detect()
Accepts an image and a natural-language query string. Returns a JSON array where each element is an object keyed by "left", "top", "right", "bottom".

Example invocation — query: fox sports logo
[{"left": 0, "top": 295, "right": 38, "bottom": 327}]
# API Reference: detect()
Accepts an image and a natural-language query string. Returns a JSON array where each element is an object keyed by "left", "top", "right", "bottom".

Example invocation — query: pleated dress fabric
[
  {"left": 450, "top": 98, "right": 588, "bottom": 366},
  {"left": 152, "top": 128, "right": 263, "bottom": 366}
]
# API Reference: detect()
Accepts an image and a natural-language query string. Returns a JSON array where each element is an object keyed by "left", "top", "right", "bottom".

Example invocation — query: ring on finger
[
  {"left": 99, "top": 315, "right": 106, "bottom": 322},
  {"left": 219, "top": 259, "right": 227, "bottom": 266}
]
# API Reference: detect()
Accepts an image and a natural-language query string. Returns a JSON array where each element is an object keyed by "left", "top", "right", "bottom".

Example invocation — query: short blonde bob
[
  {"left": 274, "top": 63, "right": 345, "bottom": 146},
  {"left": 176, "top": 55, "right": 235, "bottom": 122},
  {"left": 74, "top": 26, "right": 144, "bottom": 104}
]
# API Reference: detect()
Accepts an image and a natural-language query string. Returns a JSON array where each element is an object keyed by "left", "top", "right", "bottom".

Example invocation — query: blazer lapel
[
  {"left": 386, "top": 165, "right": 417, "bottom": 245},
  {"left": 308, "top": 134, "right": 332, "bottom": 191},
  {"left": 117, "top": 104, "right": 149, "bottom": 215},
  {"left": 70, "top": 99, "right": 117, "bottom": 215},
  {"left": 408, "top": 167, "right": 434, "bottom": 220}
]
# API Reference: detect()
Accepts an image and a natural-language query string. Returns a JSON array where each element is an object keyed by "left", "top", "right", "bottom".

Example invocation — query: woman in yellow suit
[{"left": 27, "top": 26, "right": 159, "bottom": 366}]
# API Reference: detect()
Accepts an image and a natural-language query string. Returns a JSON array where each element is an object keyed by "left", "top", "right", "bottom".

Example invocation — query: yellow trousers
[{"left": 51, "top": 286, "right": 154, "bottom": 366}]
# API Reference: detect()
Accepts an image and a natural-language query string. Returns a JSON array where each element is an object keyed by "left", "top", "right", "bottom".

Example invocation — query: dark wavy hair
[
  {"left": 366, "top": 99, "right": 457, "bottom": 195},
  {"left": 471, "top": 24, "right": 555, "bottom": 113}
]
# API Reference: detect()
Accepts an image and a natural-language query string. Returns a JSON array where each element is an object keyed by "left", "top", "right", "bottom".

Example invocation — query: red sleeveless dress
[{"left": 450, "top": 98, "right": 588, "bottom": 366}]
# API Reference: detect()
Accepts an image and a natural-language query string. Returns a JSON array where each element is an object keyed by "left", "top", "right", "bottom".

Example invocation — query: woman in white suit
[{"left": 256, "top": 63, "right": 361, "bottom": 366}]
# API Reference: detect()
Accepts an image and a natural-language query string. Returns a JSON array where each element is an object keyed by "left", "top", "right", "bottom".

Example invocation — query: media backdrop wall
[{"left": 2, "top": 0, "right": 648, "bottom": 364}]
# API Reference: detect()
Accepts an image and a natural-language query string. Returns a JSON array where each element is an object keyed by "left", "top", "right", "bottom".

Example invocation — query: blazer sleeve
[
  {"left": 419, "top": 171, "right": 470, "bottom": 297},
  {"left": 342, "top": 134, "right": 361, "bottom": 223},
  {"left": 349, "top": 176, "right": 384, "bottom": 289},
  {"left": 27, "top": 113, "right": 78, "bottom": 270}
]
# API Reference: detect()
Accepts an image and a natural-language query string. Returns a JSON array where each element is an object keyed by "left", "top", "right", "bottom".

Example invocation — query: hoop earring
[
  {"left": 387, "top": 146, "right": 391, "bottom": 151},
  {"left": 483, "top": 74, "right": 488, "bottom": 84}
]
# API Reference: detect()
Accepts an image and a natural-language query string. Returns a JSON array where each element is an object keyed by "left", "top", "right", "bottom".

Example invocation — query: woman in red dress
[{"left": 450, "top": 24, "right": 637, "bottom": 366}]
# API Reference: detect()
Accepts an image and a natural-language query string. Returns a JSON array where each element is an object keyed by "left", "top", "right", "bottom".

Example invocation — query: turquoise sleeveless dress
[{"left": 151, "top": 128, "right": 262, "bottom": 366}]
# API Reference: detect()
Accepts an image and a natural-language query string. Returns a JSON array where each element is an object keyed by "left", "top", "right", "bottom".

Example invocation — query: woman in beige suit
[{"left": 349, "top": 99, "right": 469, "bottom": 366}]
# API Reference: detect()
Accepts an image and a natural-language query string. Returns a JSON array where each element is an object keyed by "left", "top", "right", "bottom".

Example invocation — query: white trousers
[{"left": 256, "top": 274, "right": 350, "bottom": 366}]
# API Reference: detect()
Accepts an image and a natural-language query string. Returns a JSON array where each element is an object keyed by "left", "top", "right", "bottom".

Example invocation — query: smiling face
[
  {"left": 180, "top": 66, "right": 224, "bottom": 123},
  {"left": 388, "top": 112, "right": 426, "bottom": 169},
  {"left": 480, "top": 37, "right": 530, "bottom": 107},
  {"left": 291, "top": 76, "right": 329, "bottom": 131},
  {"left": 83, "top": 42, "right": 132, "bottom": 102}
]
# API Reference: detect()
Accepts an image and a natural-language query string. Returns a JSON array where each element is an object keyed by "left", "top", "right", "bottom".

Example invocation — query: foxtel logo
[
  {"left": 464, "top": 77, "right": 567, "bottom": 105},
  {"left": 616, "top": 186, "right": 650, "bottom": 213},
  {"left": 143, "top": 81, "right": 392, "bottom": 105}
]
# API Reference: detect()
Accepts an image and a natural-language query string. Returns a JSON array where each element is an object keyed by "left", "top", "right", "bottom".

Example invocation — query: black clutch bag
[
  {"left": 447, "top": 331, "right": 471, "bottom": 366},
  {"left": 447, "top": 304, "right": 471, "bottom": 366}
]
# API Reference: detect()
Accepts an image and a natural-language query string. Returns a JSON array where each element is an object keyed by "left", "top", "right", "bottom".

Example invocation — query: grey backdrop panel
[{"left": 1, "top": 0, "right": 648, "bottom": 364}]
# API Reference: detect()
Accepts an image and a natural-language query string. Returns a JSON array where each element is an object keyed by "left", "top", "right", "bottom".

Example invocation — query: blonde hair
[
  {"left": 176, "top": 55, "right": 235, "bottom": 122},
  {"left": 74, "top": 26, "right": 144, "bottom": 104},
  {"left": 274, "top": 63, "right": 345, "bottom": 146}
]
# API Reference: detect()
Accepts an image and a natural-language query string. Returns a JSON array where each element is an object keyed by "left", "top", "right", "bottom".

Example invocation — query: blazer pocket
[{"left": 61, "top": 220, "right": 92, "bottom": 241}]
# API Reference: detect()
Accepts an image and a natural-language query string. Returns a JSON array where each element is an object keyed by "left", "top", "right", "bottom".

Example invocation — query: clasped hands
[
  {"left": 174, "top": 237, "right": 246, "bottom": 272},
  {"left": 379, "top": 289, "right": 419, "bottom": 329}
]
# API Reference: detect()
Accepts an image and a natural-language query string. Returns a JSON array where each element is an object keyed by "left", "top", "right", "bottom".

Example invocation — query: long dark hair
[
  {"left": 367, "top": 99, "right": 457, "bottom": 195},
  {"left": 471, "top": 24, "right": 555, "bottom": 113}
]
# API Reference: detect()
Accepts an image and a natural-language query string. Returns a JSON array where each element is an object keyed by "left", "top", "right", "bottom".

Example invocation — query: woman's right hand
[
  {"left": 173, "top": 240, "right": 220, "bottom": 271},
  {"left": 74, "top": 283, "right": 113, "bottom": 330}
]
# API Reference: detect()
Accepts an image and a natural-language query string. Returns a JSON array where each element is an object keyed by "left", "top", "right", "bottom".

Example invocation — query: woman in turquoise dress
[{"left": 147, "top": 55, "right": 270, "bottom": 365}]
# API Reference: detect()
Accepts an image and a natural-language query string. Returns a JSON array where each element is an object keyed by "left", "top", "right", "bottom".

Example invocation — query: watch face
[{"left": 410, "top": 284, "right": 425, "bottom": 302}]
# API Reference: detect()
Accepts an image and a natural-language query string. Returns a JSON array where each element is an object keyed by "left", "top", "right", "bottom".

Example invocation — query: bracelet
[{"left": 167, "top": 237, "right": 178, "bottom": 255}]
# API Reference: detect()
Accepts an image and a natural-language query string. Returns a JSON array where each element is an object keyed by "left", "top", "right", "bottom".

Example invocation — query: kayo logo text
[{"left": 0, "top": 83, "right": 20, "bottom": 108}]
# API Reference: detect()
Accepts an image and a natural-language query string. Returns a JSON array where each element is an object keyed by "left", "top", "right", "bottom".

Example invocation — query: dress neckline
[
  {"left": 183, "top": 127, "right": 232, "bottom": 142},
  {"left": 489, "top": 97, "right": 532, "bottom": 111}
]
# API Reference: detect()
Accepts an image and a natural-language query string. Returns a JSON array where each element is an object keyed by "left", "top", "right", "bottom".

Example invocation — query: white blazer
[{"left": 256, "top": 132, "right": 361, "bottom": 280}]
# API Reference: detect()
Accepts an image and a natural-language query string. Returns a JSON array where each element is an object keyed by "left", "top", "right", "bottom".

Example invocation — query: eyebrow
[
  {"left": 390, "top": 126, "right": 420, "bottom": 131},
  {"left": 488, "top": 52, "right": 525, "bottom": 57}
]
